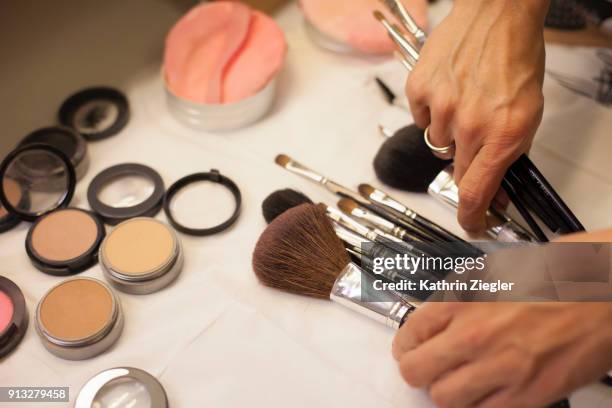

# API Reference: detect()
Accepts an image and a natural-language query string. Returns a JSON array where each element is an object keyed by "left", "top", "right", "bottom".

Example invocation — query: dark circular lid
[
  {"left": 88, "top": 163, "right": 165, "bottom": 225},
  {"left": 163, "top": 169, "right": 241, "bottom": 236},
  {"left": 18, "top": 126, "right": 87, "bottom": 169},
  {"left": 25, "top": 208, "right": 106, "bottom": 276},
  {"left": 0, "top": 144, "right": 76, "bottom": 222},
  {"left": 0, "top": 276, "right": 29, "bottom": 358},
  {"left": 58, "top": 87, "right": 129, "bottom": 141}
]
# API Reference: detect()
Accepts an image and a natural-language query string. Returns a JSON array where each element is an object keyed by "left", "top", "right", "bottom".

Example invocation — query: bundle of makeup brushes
[{"left": 373, "top": 0, "right": 586, "bottom": 243}]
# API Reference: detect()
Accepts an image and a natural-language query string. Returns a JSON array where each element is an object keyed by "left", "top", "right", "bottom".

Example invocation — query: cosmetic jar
[
  {"left": 88, "top": 163, "right": 165, "bottom": 225},
  {"left": 100, "top": 218, "right": 183, "bottom": 295},
  {"left": 75, "top": 367, "right": 168, "bottom": 408},
  {"left": 299, "top": 0, "right": 428, "bottom": 55},
  {"left": 0, "top": 276, "right": 28, "bottom": 358},
  {"left": 25, "top": 208, "right": 106, "bottom": 276},
  {"left": 0, "top": 144, "right": 76, "bottom": 222},
  {"left": 58, "top": 87, "right": 129, "bottom": 141},
  {"left": 163, "top": 2, "right": 286, "bottom": 131},
  {"left": 0, "top": 178, "right": 25, "bottom": 233},
  {"left": 18, "top": 126, "right": 89, "bottom": 181},
  {"left": 36, "top": 277, "right": 123, "bottom": 360}
]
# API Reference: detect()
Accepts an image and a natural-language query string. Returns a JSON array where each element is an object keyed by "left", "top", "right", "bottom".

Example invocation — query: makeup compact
[
  {"left": 35, "top": 277, "right": 123, "bottom": 360},
  {"left": 25, "top": 208, "right": 105, "bottom": 276},
  {"left": 299, "top": 0, "right": 428, "bottom": 55},
  {"left": 163, "top": 1, "right": 287, "bottom": 131},
  {"left": 0, "top": 143, "right": 76, "bottom": 222},
  {"left": 58, "top": 87, "right": 129, "bottom": 141},
  {"left": 0, "top": 178, "right": 24, "bottom": 233},
  {"left": 100, "top": 218, "right": 183, "bottom": 295},
  {"left": 75, "top": 367, "right": 168, "bottom": 408},
  {"left": 88, "top": 163, "right": 165, "bottom": 225},
  {"left": 18, "top": 126, "right": 89, "bottom": 181},
  {"left": 0, "top": 276, "right": 28, "bottom": 358}
]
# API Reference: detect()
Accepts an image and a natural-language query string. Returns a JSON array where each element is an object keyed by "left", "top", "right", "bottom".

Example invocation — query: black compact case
[{"left": 0, "top": 276, "right": 28, "bottom": 358}]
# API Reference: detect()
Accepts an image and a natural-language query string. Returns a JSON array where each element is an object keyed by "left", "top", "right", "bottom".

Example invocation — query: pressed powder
[
  {"left": 0, "top": 291, "right": 14, "bottom": 332},
  {"left": 36, "top": 277, "right": 123, "bottom": 360},
  {"left": 0, "top": 178, "right": 22, "bottom": 233},
  {"left": 26, "top": 208, "right": 105, "bottom": 275},
  {"left": 100, "top": 218, "right": 183, "bottom": 295},
  {"left": 0, "top": 276, "right": 29, "bottom": 358}
]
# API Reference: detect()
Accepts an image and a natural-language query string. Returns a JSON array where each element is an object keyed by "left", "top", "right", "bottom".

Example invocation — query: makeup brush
[
  {"left": 274, "top": 153, "right": 439, "bottom": 242},
  {"left": 374, "top": 123, "right": 452, "bottom": 192},
  {"left": 252, "top": 203, "right": 420, "bottom": 328},
  {"left": 378, "top": 0, "right": 427, "bottom": 46},
  {"left": 358, "top": 184, "right": 469, "bottom": 245},
  {"left": 374, "top": 77, "right": 409, "bottom": 110},
  {"left": 262, "top": 189, "right": 313, "bottom": 223},
  {"left": 373, "top": 11, "right": 420, "bottom": 65}
]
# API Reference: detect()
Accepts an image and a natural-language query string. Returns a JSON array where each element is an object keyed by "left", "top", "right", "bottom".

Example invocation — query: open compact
[
  {"left": 35, "top": 277, "right": 123, "bottom": 360},
  {"left": 88, "top": 163, "right": 165, "bottom": 225},
  {"left": 0, "top": 276, "right": 28, "bottom": 358},
  {"left": 0, "top": 144, "right": 105, "bottom": 275},
  {"left": 0, "top": 178, "right": 25, "bottom": 233},
  {"left": 100, "top": 218, "right": 183, "bottom": 295},
  {"left": 58, "top": 87, "right": 129, "bottom": 141},
  {"left": 75, "top": 367, "right": 168, "bottom": 408},
  {"left": 18, "top": 126, "right": 89, "bottom": 181}
]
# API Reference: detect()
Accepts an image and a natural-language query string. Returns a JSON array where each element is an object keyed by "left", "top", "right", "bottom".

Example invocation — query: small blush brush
[
  {"left": 252, "top": 203, "right": 420, "bottom": 328},
  {"left": 262, "top": 188, "right": 313, "bottom": 224}
]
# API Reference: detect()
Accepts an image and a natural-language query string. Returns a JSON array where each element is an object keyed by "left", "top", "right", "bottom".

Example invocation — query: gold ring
[{"left": 424, "top": 127, "right": 455, "bottom": 159}]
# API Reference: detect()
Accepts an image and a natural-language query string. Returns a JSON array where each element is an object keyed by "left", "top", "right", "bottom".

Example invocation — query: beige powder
[
  {"left": 103, "top": 218, "right": 175, "bottom": 276},
  {"left": 0, "top": 178, "right": 22, "bottom": 218},
  {"left": 31, "top": 209, "right": 99, "bottom": 262},
  {"left": 39, "top": 279, "right": 114, "bottom": 341}
]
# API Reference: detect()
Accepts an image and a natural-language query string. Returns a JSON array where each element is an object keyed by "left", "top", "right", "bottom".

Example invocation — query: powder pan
[
  {"left": 25, "top": 208, "right": 106, "bottom": 276},
  {"left": 100, "top": 218, "right": 184, "bottom": 295},
  {"left": 36, "top": 277, "right": 123, "bottom": 360},
  {"left": 0, "top": 276, "right": 29, "bottom": 358}
]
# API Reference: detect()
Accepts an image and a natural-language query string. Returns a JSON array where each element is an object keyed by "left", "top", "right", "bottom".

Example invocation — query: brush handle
[
  {"left": 501, "top": 178, "right": 549, "bottom": 242},
  {"left": 512, "top": 155, "right": 585, "bottom": 233},
  {"left": 366, "top": 201, "right": 441, "bottom": 243}
]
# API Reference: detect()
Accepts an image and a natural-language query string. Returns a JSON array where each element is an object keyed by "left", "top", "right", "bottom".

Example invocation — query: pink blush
[{"left": 0, "top": 291, "right": 14, "bottom": 332}]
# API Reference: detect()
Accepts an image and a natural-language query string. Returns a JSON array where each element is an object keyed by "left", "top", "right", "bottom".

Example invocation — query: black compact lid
[
  {"left": 59, "top": 87, "right": 129, "bottom": 141},
  {"left": 88, "top": 163, "right": 165, "bottom": 225},
  {"left": 18, "top": 126, "right": 87, "bottom": 169},
  {"left": 163, "top": 169, "right": 242, "bottom": 236},
  {"left": 25, "top": 208, "right": 106, "bottom": 276},
  {"left": 0, "top": 144, "right": 76, "bottom": 222},
  {"left": 0, "top": 276, "right": 29, "bottom": 358}
]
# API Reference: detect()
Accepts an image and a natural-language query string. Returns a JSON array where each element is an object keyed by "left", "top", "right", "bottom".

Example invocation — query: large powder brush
[
  {"left": 261, "top": 188, "right": 313, "bottom": 224},
  {"left": 252, "top": 203, "right": 419, "bottom": 327},
  {"left": 374, "top": 124, "right": 451, "bottom": 192}
]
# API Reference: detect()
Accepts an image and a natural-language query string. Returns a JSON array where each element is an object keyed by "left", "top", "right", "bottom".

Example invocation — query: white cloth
[{"left": 1, "top": 2, "right": 611, "bottom": 407}]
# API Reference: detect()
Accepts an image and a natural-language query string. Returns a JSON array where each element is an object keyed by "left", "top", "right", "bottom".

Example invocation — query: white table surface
[{"left": 1, "top": 2, "right": 612, "bottom": 407}]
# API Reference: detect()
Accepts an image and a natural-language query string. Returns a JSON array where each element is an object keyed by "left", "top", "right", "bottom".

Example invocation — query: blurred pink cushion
[
  {"left": 300, "top": 0, "right": 428, "bottom": 54},
  {"left": 164, "top": 1, "right": 287, "bottom": 104}
]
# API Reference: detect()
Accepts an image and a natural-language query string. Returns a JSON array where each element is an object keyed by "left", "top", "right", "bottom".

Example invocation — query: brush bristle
[
  {"left": 373, "top": 10, "right": 385, "bottom": 22},
  {"left": 262, "top": 189, "right": 313, "bottom": 223},
  {"left": 275, "top": 154, "right": 291, "bottom": 167},
  {"left": 337, "top": 198, "right": 358, "bottom": 215},
  {"left": 252, "top": 203, "right": 350, "bottom": 299},
  {"left": 373, "top": 124, "right": 451, "bottom": 192},
  {"left": 358, "top": 183, "right": 375, "bottom": 198}
]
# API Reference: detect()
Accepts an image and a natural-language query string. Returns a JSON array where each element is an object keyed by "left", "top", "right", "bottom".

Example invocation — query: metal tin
[
  {"left": 35, "top": 278, "right": 123, "bottom": 360},
  {"left": 99, "top": 218, "right": 184, "bottom": 295},
  {"left": 75, "top": 367, "right": 168, "bottom": 408},
  {"left": 164, "top": 74, "right": 278, "bottom": 132}
]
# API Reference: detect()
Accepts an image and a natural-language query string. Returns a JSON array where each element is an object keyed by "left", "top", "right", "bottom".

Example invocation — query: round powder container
[
  {"left": 88, "top": 163, "right": 165, "bottom": 225},
  {"left": 36, "top": 277, "right": 123, "bottom": 360},
  {"left": 0, "top": 276, "right": 29, "bottom": 358},
  {"left": 25, "top": 208, "right": 106, "bottom": 276},
  {"left": 100, "top": 218, "right": 183, "bottom": 295},
  {"left": 18, "top": 126, "right": 89, "bottom": 181},
  {"left": 58, "top": 87, "right": 129, "bottom": 141},
  {"left": 163, "top": 2, "right": 287, "bottom": 131},
  {"left": 75, "top": 367, "right": 168, "bottom": 408}
]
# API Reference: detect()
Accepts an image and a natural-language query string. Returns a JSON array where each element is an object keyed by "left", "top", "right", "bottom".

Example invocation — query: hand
[
  {"left": 392, "top": 302, "right": 612, "bottom": 408},
  {"left": 405, "top": 0, "right": 549, "bottom": 232}
]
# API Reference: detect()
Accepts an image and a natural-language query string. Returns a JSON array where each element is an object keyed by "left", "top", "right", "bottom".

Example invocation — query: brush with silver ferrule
[
  {"left": 378, "top": 0, "right": 427, "bottom": 47},
  {"left": 358, "top": 184, "right": 475, "bottom": 249},
  {"left": 253, "top": 203, "right": 420, "bottom": 329},
  {"left": 373, "top": 11, "right": 420, "bottom": 65}
]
